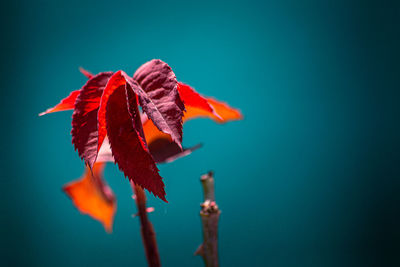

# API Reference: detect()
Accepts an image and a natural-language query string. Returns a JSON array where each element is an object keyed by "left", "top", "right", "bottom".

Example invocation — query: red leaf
[
  {"left": 99, "top": 69, "right": 184, "bottom": 152},
  {"left": 39, "top": 90, "right": 80, "bottom": 116},
  {"left": 72, "top": 72, "right": 113, "bottom": 168},
  {"left": 105, "top": 83, "right": 167, "bottom": 201},
  {"left": 133, "top": 59, "right": 184, "bottom": 148},
  {"left": 97, "top": 71, "right": 133, "bottom": 154}
]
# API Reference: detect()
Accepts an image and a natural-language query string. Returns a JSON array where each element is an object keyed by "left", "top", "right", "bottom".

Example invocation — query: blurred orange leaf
[{"left": 63, "top": 162, "right": 116, "bottom": 233}]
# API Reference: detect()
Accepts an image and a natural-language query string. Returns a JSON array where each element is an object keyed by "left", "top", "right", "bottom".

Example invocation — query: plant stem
[
  {"left": 195, "top": 171, "right": 220, "bottom": 267},
  {"left": 131, "top": 181, "right": 161, "bottom": 267}
]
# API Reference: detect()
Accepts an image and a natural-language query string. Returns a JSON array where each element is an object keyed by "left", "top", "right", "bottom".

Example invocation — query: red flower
[{"left": 41, "top": 59, "right": 242, "bottom": 231}]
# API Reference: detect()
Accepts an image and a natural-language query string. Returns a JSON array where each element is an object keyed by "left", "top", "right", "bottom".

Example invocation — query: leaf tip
[
  {"left": 155, "top": 190, "right": 168, "bottom": 203},
  {"left": 79, "top": 67, "right": 94, "bottom": 79}
]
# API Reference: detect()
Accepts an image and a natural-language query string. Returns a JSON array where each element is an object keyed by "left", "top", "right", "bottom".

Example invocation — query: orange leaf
[
  {"left": 63, "top": 162, "right": 116, "bottom": 233},
  {"left": 182, "top": 97, "right": 242, "bottom": 123},
  {"left": 142, "top": 116, "right": 171, "bottom": 144},
  {"left": 207, "top": 98, "right": 243, "bottom": 123}
]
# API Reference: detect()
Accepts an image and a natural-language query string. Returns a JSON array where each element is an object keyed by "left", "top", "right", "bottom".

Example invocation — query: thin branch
[
  {"left": 131, "top": 181, "right": 161, "bottom": 267},
  {"left": 195, "top": 171, "right": 220, "bottom": 267}
]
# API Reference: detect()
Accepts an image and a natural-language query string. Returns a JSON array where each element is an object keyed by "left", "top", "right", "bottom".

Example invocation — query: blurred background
[{"left": 1, "top": 0, "right": 399, "bottom": 266}]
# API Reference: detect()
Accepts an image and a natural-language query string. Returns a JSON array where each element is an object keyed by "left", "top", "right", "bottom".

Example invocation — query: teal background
[{"left": 1, "top": 0, "right": 399, "bottom": 266}]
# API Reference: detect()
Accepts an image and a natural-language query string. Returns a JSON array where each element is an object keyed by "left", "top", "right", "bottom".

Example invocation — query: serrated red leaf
[
  {"left": 97, "top": 71, "right": 133, "bottom": 154},
  {"left": 72, "top": 72, "right": 113, "bottom": 168},
  {"left": 39, "top": 90, "right": 80, "bottom": 116},
  {"left": 99, "top": 69, "right": 184, "bottom": 152},
  {"left": 105, "top": 83, "right": 167, "bottom": 201},
  {"left": 133, "top": 59, "right": 184, "bottom": 148}
]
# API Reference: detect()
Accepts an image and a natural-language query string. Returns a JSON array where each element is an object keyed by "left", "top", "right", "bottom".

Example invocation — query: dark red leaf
[
  {"left": 148, "top": 137, "right": 201, "bottom": 164},
  {"left": 72, "top": 72, "right": 113, "bottom": 169},
  {"left": 133, "top": 59, "right": 185, "bottom": 148},
  {"left": 99, "top": 70, "right": 184, "bottom": 152},
  {"left": 105, "top": 84, "right": 167, "bottom": 201},
  {"left": 97, "top": 71, "right": 136, "bottom": 153}
]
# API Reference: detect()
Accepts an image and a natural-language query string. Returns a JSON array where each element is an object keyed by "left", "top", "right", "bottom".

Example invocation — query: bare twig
[
  {"left": 131, "top": 181, "right": 161, "bottom": 267},
  {"left": 195, "top": 171, "right": 220, "bottom": 267}
]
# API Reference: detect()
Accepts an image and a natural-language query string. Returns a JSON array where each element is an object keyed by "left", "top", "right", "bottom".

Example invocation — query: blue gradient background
[{"left": 1, "top": 0, "right": 399, "bottom": 266}]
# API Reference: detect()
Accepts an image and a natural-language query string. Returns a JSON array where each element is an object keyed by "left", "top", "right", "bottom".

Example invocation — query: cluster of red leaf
[{"left": 41, "top": 59, "right": 242, "bottom": 231}]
